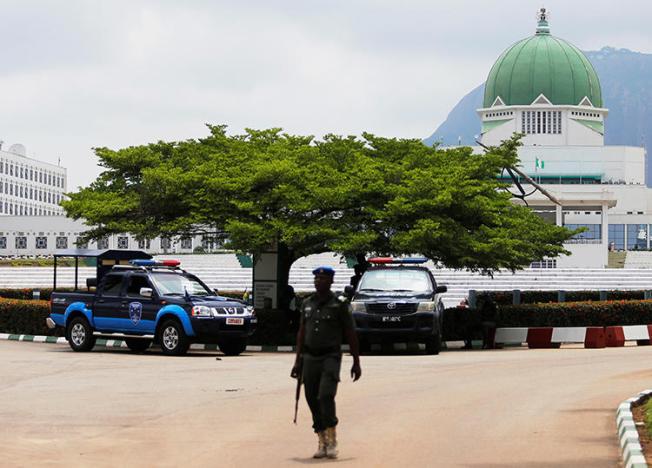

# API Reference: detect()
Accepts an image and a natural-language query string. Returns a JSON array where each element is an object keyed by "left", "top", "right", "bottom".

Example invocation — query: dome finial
[{"left": 536, "top": 7, "right": 550, "bottom": 35}]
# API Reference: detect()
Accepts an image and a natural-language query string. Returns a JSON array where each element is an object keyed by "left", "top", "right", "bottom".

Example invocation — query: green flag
[{"left": 535, "top": 157, "right": 545, "bottom": 169}]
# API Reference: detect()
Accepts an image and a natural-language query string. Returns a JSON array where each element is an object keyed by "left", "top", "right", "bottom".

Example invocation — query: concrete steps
[{"left": 2, "top": 253, "right": 652, "bottom": 308}]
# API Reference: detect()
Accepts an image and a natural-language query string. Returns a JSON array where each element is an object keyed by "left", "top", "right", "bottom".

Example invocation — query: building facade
[
  {"left": 476, "top": 9, "right": 648, "bottom": 268},
  {"left": 0, "top": 144, "right": 67, "bottom": 217},
  {"left": 0, "top": 216, "right": 224, "bottom": 256}
]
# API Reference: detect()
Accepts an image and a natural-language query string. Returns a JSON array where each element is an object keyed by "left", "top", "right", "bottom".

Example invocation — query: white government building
[
  {"left": 473, "top": 9, "right": 649, "bottom": 268},
  {"left": 0, "top": 144, "right": 222, "bottom": 256},
  {"left": 0, "top": 143, "right": 66, "bottom": 217}
]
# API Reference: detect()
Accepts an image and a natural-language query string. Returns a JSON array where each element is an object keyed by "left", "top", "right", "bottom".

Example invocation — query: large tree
[{"left": 63, "top": 126, "right": 573, "bottom": 281}]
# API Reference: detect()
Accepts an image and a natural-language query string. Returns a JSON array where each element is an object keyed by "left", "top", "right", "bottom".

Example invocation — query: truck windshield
[
  {"left": 358, "top": 269, "right": 432, "bottom": 293},
  {"left": 150, "top": 273, "right": 212, "bottom": 296}
]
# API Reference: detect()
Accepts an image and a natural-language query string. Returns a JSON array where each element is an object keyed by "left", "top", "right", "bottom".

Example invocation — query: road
[{"left": 1, "top": 340, "right": 650, "bottom": 467}]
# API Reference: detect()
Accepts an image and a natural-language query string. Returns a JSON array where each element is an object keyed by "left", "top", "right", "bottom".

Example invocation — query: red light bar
[
  {"left": 161, "top": 259, "right": 181, "bottom": 267},
  {"left": 368, "top": 257, "right": 394, "bottom": 264}
]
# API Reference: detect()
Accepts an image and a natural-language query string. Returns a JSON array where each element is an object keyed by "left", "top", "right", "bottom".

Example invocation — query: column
[
  {"left": 556, "top": 204, "right": 563, "bottom": 226},
  {"left": 601, "top": 203, "right": 609, "bottom": 247},
  {"left": 601, "top": 203, "right": 609, "bottom": 268}
]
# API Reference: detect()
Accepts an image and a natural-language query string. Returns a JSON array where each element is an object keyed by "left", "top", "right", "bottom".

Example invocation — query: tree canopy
[{"left": 63, "top": 125, "right": 574, "bottom": 272}]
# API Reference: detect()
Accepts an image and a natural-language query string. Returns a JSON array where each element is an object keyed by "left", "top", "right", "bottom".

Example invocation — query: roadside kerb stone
[
  {"left": 0, "top": 333, "right": 429, "bottom": 353},
  {"left": 617, "top": 390, "right": 652, "bottom": 468}
]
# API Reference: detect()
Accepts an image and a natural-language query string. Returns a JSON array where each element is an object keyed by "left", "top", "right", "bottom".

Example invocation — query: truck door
[
  {"left": 93, "top": 273, "right": 127, "bottom": 331},
  {"left": 122, "top": 273, "right": 159, "bottom": 334}
]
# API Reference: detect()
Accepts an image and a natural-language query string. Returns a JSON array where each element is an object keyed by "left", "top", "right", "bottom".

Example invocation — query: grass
[
  {"left": 607, "top": 251, "right": 627, "bottom": 269},
  {"left": 645, "top": 398, "right": 652, "bottom": 438}
]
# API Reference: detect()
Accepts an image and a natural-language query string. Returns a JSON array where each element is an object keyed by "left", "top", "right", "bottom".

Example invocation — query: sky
[{"left": 2, "top": 0, "right": 652, "bottom": 190}]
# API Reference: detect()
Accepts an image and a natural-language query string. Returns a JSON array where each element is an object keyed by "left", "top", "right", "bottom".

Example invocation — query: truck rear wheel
[
  {"left": 218, "top": 338, "right": 247, "bottom": 356},
  {"left": 125, "top": 338, "right": 151, "bottom": 353},
  {"left": 67, "top": 316, "right": 96, "bottom": 352},
  {"left": 158, "top": 319, "right": 190, "bottom": 356}
]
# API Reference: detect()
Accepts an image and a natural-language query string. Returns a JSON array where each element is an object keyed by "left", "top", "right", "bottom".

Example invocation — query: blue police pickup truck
[
  {"left": 346, "top": 257, "right": 447, "bottom": 355},
  {"left": 47, "top": 258, "right": 256, "bottom": 356}
]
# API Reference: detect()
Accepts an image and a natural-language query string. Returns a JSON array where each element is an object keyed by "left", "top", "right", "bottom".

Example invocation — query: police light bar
[
  {"left": 368, "top": 257, "right": 428, "bottom": 265},
  {"left": 130, "top": 259, "right": 156, "bottom": 266},
  {"left": 129, "top": 259, "right": 181, "bottom": 267}
]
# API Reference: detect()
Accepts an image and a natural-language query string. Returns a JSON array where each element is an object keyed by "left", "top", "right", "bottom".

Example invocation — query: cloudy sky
[{"left": 2, "top": 0, "right": 652, "bottom": 189}]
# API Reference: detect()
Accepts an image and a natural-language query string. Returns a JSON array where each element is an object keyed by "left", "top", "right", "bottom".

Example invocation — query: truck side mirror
[
  {"left": 344, "top": 285, "right": 355, "bottom": 298},
  {"left": 140, "top": 287, "right": 153, "bottom": 298},
  {"left": 436, "top": 285, "right": 447, "bottom": 294},
  {"left": 86, "top": 277, "right": 97, "bottom": 290}
]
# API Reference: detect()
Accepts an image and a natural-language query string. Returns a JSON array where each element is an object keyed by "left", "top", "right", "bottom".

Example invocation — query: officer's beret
[{"left": 312, "top": 266, "right": 335, "bottom": 277}]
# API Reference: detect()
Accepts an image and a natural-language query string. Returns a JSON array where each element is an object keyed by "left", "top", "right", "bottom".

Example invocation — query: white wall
[
  {"left": 479, "top": 104, "right": 606, "bottom": 147},
  {"left": 556, "top": 243, "right": 606, "bottom": 268}
]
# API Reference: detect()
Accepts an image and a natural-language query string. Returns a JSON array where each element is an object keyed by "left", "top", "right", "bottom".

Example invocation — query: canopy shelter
[{"left": 53, "top": 249, "right": 152, "bottom": 290}]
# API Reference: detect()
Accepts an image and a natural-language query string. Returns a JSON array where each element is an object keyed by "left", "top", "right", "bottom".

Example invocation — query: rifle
[{"left": 293, "top": 357, "right": 303, "bottom": 424}]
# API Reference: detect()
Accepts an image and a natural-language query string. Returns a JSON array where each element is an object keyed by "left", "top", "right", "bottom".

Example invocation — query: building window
[
  {"left": 180, "top": 237, "right": 192, "bottom": 249},
  {"left": 97, "top": 237, "right": 109, "bottom": 250},
  {"left": 75, "top": 237, "right": 88, "bottom": 249},
  {"left": 531, "top": 259, "right": 557, "bottom": 268},
  {"left": 15, "top": 236, "right": 27, "bottom": 249},
  {"left": 522, "top": 110, "right": 562, "bottom": 135},
  {"left": 36, "top": 236, "right": 48, "bottom": 249},
  {"left": 627, "top": 224, "right": 647, "bottom": 250},
  {"left": 0, "top": 237, "right": 6, "bottom": 249},
  {"left": 137, "top": 239, "right": 151, "bottom": 250},
  {"left": 56, "top": 236, "right": 68, "bottom": 249},
  {"left": 608, "top": 224, "right": 625, "bottom": 250},
  {"left": 117, "top": 236, "right": 129, "bottom": 249},
  {"left": 565, "top": 224, "right": 601, "bottom": 240}
]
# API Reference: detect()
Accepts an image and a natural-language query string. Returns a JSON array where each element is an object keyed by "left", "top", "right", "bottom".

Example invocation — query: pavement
[{"left": 2, "top": 340, "right": 652, "bottom": 467}]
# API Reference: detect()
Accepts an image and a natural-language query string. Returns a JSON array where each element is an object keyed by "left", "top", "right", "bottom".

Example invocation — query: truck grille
[
  {"left": 366, "top": 303, "right": 417, "bottom": 315},
  {"left": 212, "top": 307, "right": 244, "bottom": 315}
]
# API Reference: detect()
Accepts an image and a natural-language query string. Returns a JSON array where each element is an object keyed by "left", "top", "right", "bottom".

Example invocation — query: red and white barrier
[{"left": 493, "top": 325, "right": 652, "bottom": 349}]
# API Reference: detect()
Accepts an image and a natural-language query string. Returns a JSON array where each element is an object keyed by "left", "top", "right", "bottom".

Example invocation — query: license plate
[
  {"left": 382, "top": 316, "right": 401, "bottom": 322},
  {"left": 226, "top": 317, "right": 244, "bottom": 325}
]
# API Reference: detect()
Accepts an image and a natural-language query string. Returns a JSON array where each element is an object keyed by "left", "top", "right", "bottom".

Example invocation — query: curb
[
  {"left": 617, "top": 389, "right": 652, "bottom": 468},
  {"left": 0, "top": 333, "right": 432, "bottom": 353},
  {"left": 494, "top": 325, "right": 652, "bottom": 349}
]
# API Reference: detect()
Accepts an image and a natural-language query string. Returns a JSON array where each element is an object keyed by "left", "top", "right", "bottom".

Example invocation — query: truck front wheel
[
  {"left": 67, "top": 317, "right": 96, "bottom": 352},
  {"left": 218, "top": 338, "right": 247, "bottom": 356},
  {"left": 158, "top": 319, "right": 190, "bottom": 356}
]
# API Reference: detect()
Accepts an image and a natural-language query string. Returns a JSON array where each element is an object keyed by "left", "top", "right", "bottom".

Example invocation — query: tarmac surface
[{"left": 1, "top": 340, "right": 651, "bottom": 467}]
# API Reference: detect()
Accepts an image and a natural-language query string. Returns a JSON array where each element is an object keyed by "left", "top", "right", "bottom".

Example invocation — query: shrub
[
  {"left": 481, "top": 289, "right": 646, "bottom": 305},
  {"left": 0, "top": 288, "right": 77, "bottom": 301},
  {"left": 495, "top": 300, "right": 652, "bottom": 327},
  {"left": 0, "top": 297, "right": 62, "bottom": 336}
]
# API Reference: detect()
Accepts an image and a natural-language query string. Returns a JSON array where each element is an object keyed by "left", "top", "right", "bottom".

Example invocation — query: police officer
[{"left": 291, "top": 266, "right": 361, "bottom": 459}]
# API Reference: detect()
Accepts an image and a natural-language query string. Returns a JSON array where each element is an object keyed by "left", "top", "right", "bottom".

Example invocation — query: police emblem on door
[{"left": 129, "top": 302, "right": 143, "bottom": 325}]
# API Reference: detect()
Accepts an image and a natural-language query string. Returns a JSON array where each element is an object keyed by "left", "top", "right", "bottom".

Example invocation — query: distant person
[
  {"left": 280, "top": 284, "right": 300, "bottom": 333},
  {"left": 349, "top": 264, "right": 365, "bottom": 290},
  {"left": 478, "top": 294, "right": 497, "bottom": 349}
]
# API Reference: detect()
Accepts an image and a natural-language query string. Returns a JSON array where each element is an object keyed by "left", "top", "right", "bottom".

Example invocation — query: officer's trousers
[{"left": 302, "top": 353, "right": 342, "bottom": 433}]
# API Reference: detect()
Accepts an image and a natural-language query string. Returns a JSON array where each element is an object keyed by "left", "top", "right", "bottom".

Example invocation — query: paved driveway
[{"left": 1, "top": 340, "right": 650, "bottom": 467}]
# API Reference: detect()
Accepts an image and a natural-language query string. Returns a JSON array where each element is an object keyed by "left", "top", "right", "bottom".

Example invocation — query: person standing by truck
[{"left": 291, "top": 266, "right": 362, "bottom": 459}]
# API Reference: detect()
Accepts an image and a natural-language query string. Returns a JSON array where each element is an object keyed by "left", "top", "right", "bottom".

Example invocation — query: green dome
[{"left": 483, "top": 16, "right": 602, "bottom": 108}]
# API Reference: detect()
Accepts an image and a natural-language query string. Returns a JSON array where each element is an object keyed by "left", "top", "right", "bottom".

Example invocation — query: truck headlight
[
  {"left": 350, "top": 302, "right": 366, "bottom": 313},
  {"left": 191, "top": 305, "right": 212, "bottom": 317},
  {"left": 417, "top": 302, "right": 436, "bottom": 312}
]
